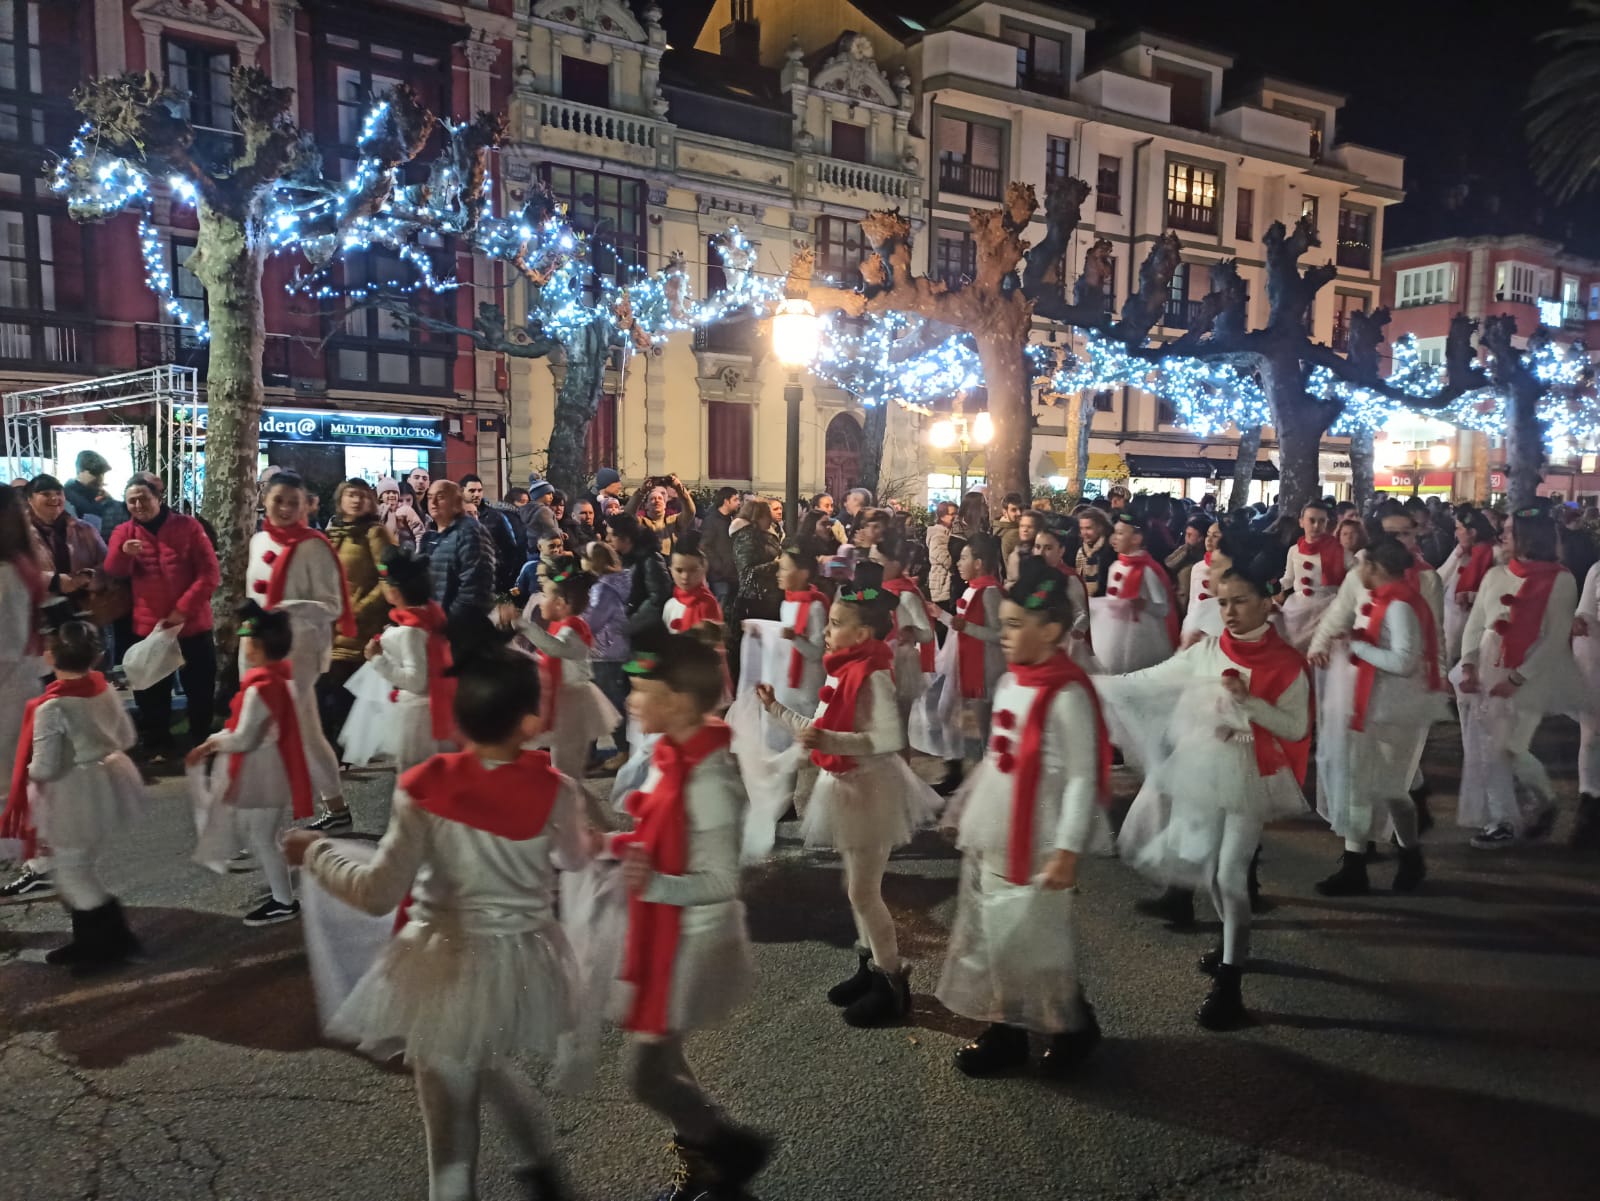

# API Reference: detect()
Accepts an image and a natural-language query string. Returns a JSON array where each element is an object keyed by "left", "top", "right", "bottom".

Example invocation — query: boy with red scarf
[
  {"left": 1277, "top": 499, "right": 1351, "bottom": 651},
  {"left": 1315, "top": 538, "right": 1448, "bottom": 896},
  {"left": 1089, "top": 514, "right": 1178, "bottom": 676},
  {"left": 339, "top": 549, "right": 457, "bottom": 775},
  {"left": 758, "top": 565, "right": 940, "bottom": 1027},
  {"left": 664, "top": 531, "right": 725, "bottom": 640},
  {"left": 247, "top": 471, "right": 358, "bottom": 833},
  {"left": 1098, "top": 567, "right": 1311, "bottom": 1029},
  {"left": 608, "top": 633, "right": 770, "bottom": 1201},
  {"left": 286, "top": 644, "right": 591, "bottom": 1201},
  {"left": 188, "top": 603, "right": 313, "bottom": 926},
  {"left": 3, "top": 622, "right": 143, "bottom": 970},
  {"left": 929, "top": 533, "right": 1006, "bottom": 796},
  {"left": 936, "top": 560, "right": 1111, "bottom": 1077}
]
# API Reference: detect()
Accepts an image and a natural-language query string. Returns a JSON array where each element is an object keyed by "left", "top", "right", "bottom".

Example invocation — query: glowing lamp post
[
  {"left": 928, "top": 403, "right": 993, "bottom": 497},
  {"left": 772, "top": 297, "right": 821, "bottom": 531}
]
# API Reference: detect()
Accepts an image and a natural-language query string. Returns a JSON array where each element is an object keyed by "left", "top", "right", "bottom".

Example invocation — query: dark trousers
[
  {"left": 317, "top": 659, "right": 363, "bottom": 748},
  {"left": 592, "top": 660, "right": 630, "bottom": 758},
  {"left": 131, "top": 631, "right": 217, "bottom": 752}
]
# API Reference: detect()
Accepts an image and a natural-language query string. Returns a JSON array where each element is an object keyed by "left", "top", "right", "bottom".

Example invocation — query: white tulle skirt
[
  {"left": 1279, "top": 592, "right": 1334, "bottom": 652},
  {"left": 1088, "top": 596, "right": 1172, "bottom": 675},
  {"left": 909, "top": 631, "right": 966, "bottom": 759},
  {"left": 33, "top": 753, "right": 144, "bottom": 852},
  {"left": 542, "top": 683, "right": 621, "bottom": 752},
  {"left": 339, "top": 664, "right": 445, "bottom": 771},
  {"left": 799, "top": 753, "right": 940, "bottom": 851}
]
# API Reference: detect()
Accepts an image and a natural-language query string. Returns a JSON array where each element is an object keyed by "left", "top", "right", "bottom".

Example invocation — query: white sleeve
[
  {"left": 1439, "top": 545, "right": 1462, "bottom": 592},
  {"left": 1142, "top": 567, "right": 1171, "bottom": 618},
  {"left": 303, "top": 789, "right": 430, "bottom": 916},
  {"left": 791, "top": 606, "right": 827, "bottom": 661},
  {"left": 769, "top": 672, "right": 904, "bottom": 757},
  {"left": 1459, "top": 575, "right": 1492, "bottom": 669},
  {"left": 1522, "top": 571, "right": 1580, "bottom": 677},
  {"left": 962, "top": 588, "right": 1003, "bottom": 644},
  {"left": 208, "top": 688, "right": 274, "bottom": 755},
  {"left": 1580, "top": 563, "right": 1600, "bottom": 622},
  {"left": 1279, "top": 553, "right": 1297, "bottom": 597},
  {"left": 898, "top": 591, "right": 934, "bottom": 642},
  {"left": 1240, "top": 670, "right": 1310, "bottom": 741},
  {"left": 1049, "top": 684, "right": 1102, "bottom": 855},
  {"left": 640, "top": 760, "right": 742, "bottom": 907},
  {"left": 370, "top": 628, "right": 430, "bottom": 693},
  {"left": 284, "top": 538, "right": 345, "bottom": 617},
  {"left": 514, "top": 619, "right": 589, "bottom": 661},
  {"left": 27, "top": 703, "right": 72, "bottom": 784},
  {"left": 1308, "top": 568, "right": 1365, "bottom": 656},
  {"left": 1067, "top": 574, "right": 1091, "bottom": 633},
  {"left": 547, "top": 775, "right": 593, "bottom": 873},
  {"left": 1349, "top": 602, "right": 1421, "bottom": 677}
]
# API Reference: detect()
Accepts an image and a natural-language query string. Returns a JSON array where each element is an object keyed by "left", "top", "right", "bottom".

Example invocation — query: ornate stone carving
[
  {"left": 464, "top": 29, "right": 500, "bottom": 72},
  {"left": 532, "top": 0, "right": 646, "bottom": 44},
  {"left": 811, "top": 32, "right": 898, "bottom": 106},
  {"left": 131, "top": 0, "right": 263, "bottom": 44}
]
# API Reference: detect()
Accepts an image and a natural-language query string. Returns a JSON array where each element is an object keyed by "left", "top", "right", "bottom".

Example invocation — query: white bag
[
  {"left": 123, "top": 626, "right": 185, "bottom": 692},
  {"left": 300, "top": 840, "right": 396, "bottom": 1028}
]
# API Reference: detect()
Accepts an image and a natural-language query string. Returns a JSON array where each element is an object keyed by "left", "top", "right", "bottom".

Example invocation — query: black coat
[{"left": 624, "top": 544, "right": 673, "bottom": 637}]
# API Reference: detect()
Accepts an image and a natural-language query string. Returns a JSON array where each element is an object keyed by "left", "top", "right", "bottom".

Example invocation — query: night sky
[{"left": 655, "top": 0, "right": 1599, "bottom": 253}]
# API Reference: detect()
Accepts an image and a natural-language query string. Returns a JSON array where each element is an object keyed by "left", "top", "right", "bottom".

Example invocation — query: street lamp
[
  {"left": 928, "top": 401, "right": 994, "bottom": 496},
  {"left": 771, "top": 297, "right": 820, "bottom": 531}
]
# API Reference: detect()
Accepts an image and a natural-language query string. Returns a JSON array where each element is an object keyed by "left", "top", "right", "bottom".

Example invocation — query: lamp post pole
[
  {"left": 785, "top": 368, "right": 802, "bottom": 533},
  {"left": 771, "top": 296, "right": 821, "bottom": 537}
]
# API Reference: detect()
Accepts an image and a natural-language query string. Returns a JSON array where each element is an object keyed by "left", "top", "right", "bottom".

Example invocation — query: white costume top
[
  {"left": 935, "top": 580, "right": 1006, "bottom": 698},
  {"left": 1181, "top": 554, "right": 1226, "bottom": 640},
  {"left": 340, "top": 625, "right": 451, "bottom": 772},
  {"left": 1308, "top": 553, "right": 1446, "bottom": 680},
  {"left": 776, "top": 594, "right": 829, "bottom": 709},
  {"left": 1088, "top": 556, "right": 1174, "bottom": 675},
  {"left": 890, "top": 588, "right": 937, "bottom": 712},
  {"left": 243, "top": 528, "right": 345, "bottom": 677},
  {"left": 29, "top": 686, "right": 142, "bottom": 852},
  {"left": 1574, "top": 562, "right": 1600, "bottom": 691},
  {"left": 206, "top": 681, "right": 292, "bottom": 810},
  {"left": 1278, "top": 541, "right": 1354, "bottom": 649},
  {"left": 515, "top": 616, "right": 596, "bottom": 687},
  {"left": 1455, "top": 562, "right": 1583, "bottom": 715},
  {"left": 0, "top": 561, "right": 42, "bottom": 771},
  {"left": 368, "top": 625, "right": 432, "bottom": 702}
]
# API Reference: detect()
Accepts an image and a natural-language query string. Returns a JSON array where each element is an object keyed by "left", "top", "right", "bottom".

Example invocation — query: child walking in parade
[
  {"left": 606, "top": 633, "right": 770, "bottom": 1200},
  {"left": 928, "top": 533, "right": 1006, "bottom": 796},
  {"left": 1090, "top": 514, "right": 1178, "bottom": 675},
  {"left": 665, "top": 531, "right": 725, "bottom": 639},
  {"left": 1277, "top": 499, "right": 1351, "bottom": 652},
  {"left": 757, "top": 564, "right": 939, "bottom": 1027},
  {"left": 3, "top": 622, "right": 143, "bottom": 971},
  {"left": 340, "top": 548, "right": 456, "bottom": 775},
  {"left": 1032, "top": 523, "right": 1096, "bottom": 669},
  {"left": 285, "top": 644, "right": 592, "bottom": 1201},
  {"left": 936, "top": 560, "right": 1111, "bottom": 1077},
  {"left": 188, "top": 603, "right": 314, "bottom": 927},
  {"left": 1098, "top": 567, "right": 1311, "bottom": 1029},
  {"left": 878, "top": 536, "right": 936, "bottom": 732}
]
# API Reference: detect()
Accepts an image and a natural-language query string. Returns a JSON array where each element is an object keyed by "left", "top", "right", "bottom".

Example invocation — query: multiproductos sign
[{"left": 183, "top": 406, "right": 444, "bottom": 448}]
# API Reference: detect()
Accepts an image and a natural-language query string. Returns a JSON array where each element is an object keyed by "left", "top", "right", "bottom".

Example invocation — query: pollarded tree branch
[
  {"left": 71, "top": 71, "right": 222, "bottom": 208},
  {"left": 1019, "top": 176, "right": 1090, "bottom": 300}
]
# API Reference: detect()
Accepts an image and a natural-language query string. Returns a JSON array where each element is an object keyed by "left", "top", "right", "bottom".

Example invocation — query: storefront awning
[
  {"left": 1124, "top": 455, "right": 1213, "bottom": 479},
  {"left": 1043, "top": 451, "right": 1128, "bottom": 479}
]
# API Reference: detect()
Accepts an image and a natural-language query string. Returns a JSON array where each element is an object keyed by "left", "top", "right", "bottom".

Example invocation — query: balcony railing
[
  {"left": 1017, "top": 69, "right": 1068, "bottom": 97},
  {"left": 812, "top": 156, "right": 916, "bottom": 201},
  {"left": 1336, "top": 240, "right": 1373, "bottom": 271},
  {"left": 938, "top": 158, "right": 1001, "bottom": 201},
  {"left": 1165, "top": 199, "right": 1219, "bottom": 235},
  {"left": 0, "top": 314, "right": 92, "bottom": 366},
  {"left": 1162, "top": 298, "right": 1207, "bottom": 330},
  {"left": 136, "top": 323, "right": 291, "bottom": 385},
  {"left": 693, "top": 319, "right": 757, "bottom": 355},
  {"left": 532, "top": 96, "right": 660, "bottom": 152}
]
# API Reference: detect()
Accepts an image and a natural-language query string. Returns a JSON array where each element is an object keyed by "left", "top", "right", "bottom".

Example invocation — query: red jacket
[{"left": 104, "top": 510, "right": 220, "bottom": 637}]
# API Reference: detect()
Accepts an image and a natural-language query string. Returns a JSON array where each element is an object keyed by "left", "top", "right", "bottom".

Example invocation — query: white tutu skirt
[
  {"left": 339, "top": 664, "right": 444, "bottom": 769},
  {"left": 300, "top": 840, "right": 397, "bottom": 1028},
  {"left": 1064, "top": 631, "right": 1103, "bottom": 675},
  {"left": 936, "top": 858, "right": 1082, "bottom": 1034},
  {"left": 1317, "top": 653, "right": 1442, "bottom": 835},
  {"left": 1088, "top": 596, "right": 1172, "bottom": 675},
  {"left": 610, "top": 720, "right": 656, "bottom": 807},
  {"left": 799, "top": 754, "right": 940, "bottom": 851},
  {"left": 1279, "top": 592, "right": 1334, "bottom": 652},
  {"left": 909, "top": 631, "right": 966, "bottom": 759},
  {"left": 726, "top": 689, "right": 804, "bottom": 862},
  {"left": 606, "top": 898, "right": 756, "bottom": 1036},
  {"left": 544, "top": 683, "right": 621, "bottom": 750},
  {"left": 33, "top": 753, "right": 144, "bottom": 852}
]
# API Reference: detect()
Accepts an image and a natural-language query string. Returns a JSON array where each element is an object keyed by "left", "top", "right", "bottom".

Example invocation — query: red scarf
[
  {"left": 956, "top": 575, "right": 1000, "bottom": 698},
  {"left": 1219, "top": 627, "right": 1310, "bottom": 782},
  {"left": 537, "top": 617, "right": 593, "bottom": 725},
  {"left": 1296, "top": 534, "right": 1348, "bottom": 591},
  {"left": 1195, "top": 551, "right": 1218, "bottom": 602},
  {"left": 389, "top": 603, "right": 456, "bottom": 741},
  {"left": 1110, "top": 553, "right": 1178, "bottom": 648},
  {"left": 260, "top": 522, "right": 357, "bottom": 639},
  {"left": 1006, "top": 653, "right": 1110, "bottom": 885},
  {"left": 670, "top": 584, "right": 722, "bottom": 632},
  {"left": 616, "top": 720, "right": 733, "bottom": 1035},
  {"left": 226, "top": 659, "right": 313, "bottom": 819},
  {"left": 784, "top": 588, "right": 829, "bottom": 688},
  {"left": 1349, "top": 580, "right": 1441, "bottom": 732},
  {"left": 1497, "top": 558, "right": 1567, "bottom": 670},
  {"left": 1456, "top": 542, "right": 1495, "bottom": 597},
  {"left": 401, "top": 749, "right": 560, "bottom": 838},
  {"left": 6, "top": 553, "right": 44, "bottom": 656},
  {"left": 0, "top": 673, "right": 109, "bottom": 858},
  {"left": 810, "top": 639, "right": 895, "bottom": 773},
  {"left": 882, "top": 576, "right": 935, "bottom": 672}
]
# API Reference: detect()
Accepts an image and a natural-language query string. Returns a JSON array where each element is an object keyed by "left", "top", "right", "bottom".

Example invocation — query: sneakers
[
  {"left": 243, "top": 898, "right": 300, "bottom": 926},
  {"left": 304, "top": 807, "right": 354, "bottom": 833},
  {"left": 0, "top": 866, "right": 56, "bottom": 904},
  {"left": 1470, "top": 823, "right": 1517, "bottom": 851},
  {"left": 827, "top": 947, "right": 874, "bottom": 1007},
  {"left": 954, "top": 1022, "right": 1030, "bottom": 1077},
  {"left": 1315, "top": 850, "right": 1370, "bottom": 897},
  {"left": 226, "top": 849, "right": 257, "bottom": 874},
  {"left": 842, "top": 963, "right": 911, "bottom": 1027}
]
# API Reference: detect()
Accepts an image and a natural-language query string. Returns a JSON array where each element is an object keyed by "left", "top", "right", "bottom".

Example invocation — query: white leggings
[
  {"left": 1206, "top": 812, "right": 1263, "bottom": 967},
  {"left": 840, "top": 844, "right": 899, "bottom": 972},
  {"left": 52, "top": 845, "right": 109, "bottom": 910},
  {"left": 414, "top": 1059, "right": 556, "bottom": 1201},
  {"left": 237, "top": 808, "right": 294, "bottom": 905}
]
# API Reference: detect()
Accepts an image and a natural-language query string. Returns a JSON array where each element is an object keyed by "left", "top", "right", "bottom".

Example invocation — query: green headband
[{"left": 623, "top": 651, "right": 660, "bottom": 677}]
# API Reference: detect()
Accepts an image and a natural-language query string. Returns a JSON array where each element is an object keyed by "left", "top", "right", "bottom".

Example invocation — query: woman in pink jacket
[{"left": 103, "top": 473, "right": 221, "bottom": 760}]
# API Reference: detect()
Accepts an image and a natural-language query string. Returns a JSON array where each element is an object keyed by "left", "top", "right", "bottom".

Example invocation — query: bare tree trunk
[
  {"left": 1062, "top": 390, "right": 1093, "bottom": 498},
  {"left": 1229, "top": 425, "right": 1262, "bottom": 511},
  {"left": 1263, "top": 355, "right": 1331, "bottom": 516},
  {"left": 975, "top": 332, "right": 1031, "bottom": 512},
  {"left": 544, "top": 320, "right": 608, "bottom": 500},
  {"left": 859, "top": 399, "right": 888, "bottom": 498},
  {"left": 1349, "top": 427, "right": 1375, "bottom": 513},
  {"left": 1504, "top": 378, "right": 1545, "bottom": 510},
  {"left": 191, "top": 205, "right": 265, "bottom": 650}
]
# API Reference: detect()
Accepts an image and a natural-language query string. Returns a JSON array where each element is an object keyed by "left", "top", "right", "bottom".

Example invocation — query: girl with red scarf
[
  {"left": 879, "top": 536, "right": 936, "bottom": 730},
  {"left": 339, "top": 549, "right": 458, "bottom": 774},
  {"left": 599, "top": 634, "right": 768, "bottom": 1201},
  {"left": 286, "top": 645, "right": 592, "bottom": 1201},
  {"left": 935, "top": 561, "right": 1111, "bottom": 1078},
  {"left": 925, "top": 534, "right": 1006, "bottom": 797},
  {"left": 1089, "top": 514, "right": 1178, "bottom": 675},
  {"left": 6, "top": 622, "right": 143, "bottom": 970},
  {"left": 1098, "top": 567, "right": 1311, "bottom": 1031},
  {"left": 1454, "top": 505, "right": 1583, "bottom": 850},
  {"left": 189, "top": 603, "right": 313, "bottom": 927},
  {"left": 1440, "top": 505, "right": 1502, "bottom": 668},
  {"left": 246, "top": 472, "right": 356, "bottom": 833},
  {"left": 1276, "top": 499, "right": 1352, "bottom": 651},
  {"left": 1316, "top": 537, "right": 1448, "bottom": 897},
  {"left": 758, "top": 566, "right": 940, "bottom": 1028},
  {"left": 1180, "top": 521, "right": 1233, "bottom": 646},
  {"left": 1033, "top": 525, "right": 1095, "bottom": 670}
]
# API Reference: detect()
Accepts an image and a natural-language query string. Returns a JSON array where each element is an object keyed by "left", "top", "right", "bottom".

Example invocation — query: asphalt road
[{"left": 2, "top": 719, "right": 1598, "bottom": 1201}]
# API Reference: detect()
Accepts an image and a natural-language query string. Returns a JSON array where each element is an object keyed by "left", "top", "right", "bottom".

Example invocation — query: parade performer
[
  {"left": 605, "top": 633, "right": 770, "bottom": 1200},
  {"left": 8, "top": 622, "right": 142, "bottom": 970},
  {"left": 188, "top": 603, "right": 313, "bottom": 927},
  {"left": 340, "top": 548, "right": 456, "bottom": 775},
  {"left": 1574, "top": 558, "right": 1600, "bottom": 849},
  {"left": 1277, "top": 499, "right": 1350, "bottom": 651},
  {"left": 878, "top": 536, "right": 936, "bottom": 730},
  {"left": 1032, "top": 524, "right": 1096, "bottom": 669},
  {"left": 927, "top": 533, "right": 1006, "bottom": 796},
  {"left": 1455, "top": 503, "right": 1584, "bottom": 850},
  {"left": 1438, "top": 506, "right": 1500, "bottom": 669},
  {"left": 286, "top": 646, "right": 589, "bottom": 1201},
  {"left": 1089, "top": 514, "right": 1177, "bottom": 675},
  {"left": 1314, "top": 538, "right": 1447, "bottom": 896},
  {"left": 664, "top": 531, "right": 725, "bottom": 640},
  {"left": 1180, "top": 522, "right": 1232, "bottom": 646},
  {"left": 1098, "top": 567, "right": 1310, "bottom": 1029},
  {"left": 935, "top": 560, "right": 1110, "bottom": 1077},
  {"left": 246, "top": 471, "right": 357, "bottom": 833},
  {"left": 758, "top": 566, "right": 939, "bottom": 1027}
]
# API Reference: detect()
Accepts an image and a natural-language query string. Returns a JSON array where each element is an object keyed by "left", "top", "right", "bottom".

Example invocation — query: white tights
[
  {"left": 414, "top": 1059, "right": 556, "bottom": 1201},
  {"left": 52, "top": 846, "right": 109, "bottom": 910},
  {"left": 840, "top": 844, "right": 899, "bottom": 972},
  {"left": 237, "top": 808, "right": 294, "bottom": 905},
  {"left": 1206, "top": 813, "right": 1263, "bottom": 967}
]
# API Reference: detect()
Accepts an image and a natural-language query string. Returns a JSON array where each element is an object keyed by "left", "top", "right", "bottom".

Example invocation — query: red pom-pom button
[
  {"left": 997, "top": 752, "right": 1016, "bottom": 773},
  {"left": 956, "top": 599, "right": 968, "bottom": 613},
  {"left": 388, "top": 688, "right": 400, "bottom": 704},
  {"left": 252, "top": 580, "right": 268, "bottom": 594},
  {"left": 262, "top": 550, "right": 278, "bottom": 565},
  {"left": 991, "top": 735, "right": 1012, "bottom": 754},
  {"left": 1500, "top": 594, "right": 1516, "bottom": 605},
  {"left": 1222, "top": 668, "right": 1242, "bottom": 679},
  {"left": 1360, "top": 603, "right": 1373, "bottom": 616},
  {"left": 1301, "top": 577, "right": 1313, "bottom": 587},
  {"left": 1198, "top": 592, "right": 1209, "bottom": 601},
  {"left": 818, "top": 685, "right": 835, "bottom": 704},
  {"left": 1302, "top": 589, "right": 1313, "bottom": 597},
  {"left": 1493, "top": 619, "right": 1511, "bottom": 636},
  {"left": 994, "top": 710, "right": 1016, "bottom": 730}
]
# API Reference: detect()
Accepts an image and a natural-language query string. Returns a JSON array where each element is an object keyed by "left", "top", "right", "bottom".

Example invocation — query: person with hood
[{"left": 376, "top": 477, "right": 424, "bottom": 553}]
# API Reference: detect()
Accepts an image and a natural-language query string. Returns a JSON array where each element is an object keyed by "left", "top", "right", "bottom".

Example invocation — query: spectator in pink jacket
[{"left": 103, "top": 473, "right": 221, "bottom": 760}]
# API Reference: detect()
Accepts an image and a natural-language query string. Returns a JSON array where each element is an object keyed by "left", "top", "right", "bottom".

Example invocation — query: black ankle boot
[
  {"left": 1197, "top": 944, "right": 1224, "bottom": 976},
  {"left": 1196, "top": 963, "right": 1248, "bottom": 1031},
  {"left": 513, "top": 1163, "right": 570, "bottom": 1201},
  {"left": 1247, "top": 846, "right": 1265, "bottom": 913},
  {"left": 1392, "top": 846, "right": 1426, "bottom": 893},
  {"left": 701, "top": 1122, "right": 773, "bottom": 1192},
  {"left": 1572, "top": 794, "right": 1600, "bottom": 850},
  {"left": 827, "top": 947, "right": 873, "bottom": 1007},
  {"left": 954, "top": 1022, "right": 1030, "bottom": 1077},
  {"left": 1315, "top": 851, "right": 1370, "bottom": 897},
  {"left": 1411, "top": 783, "right": 1435, "bottom": 834},
  {"left": 932, "top": 761, "right": 964, "bottom": 797},
  {"left": 842, "top": 963, "right": 911, "bottom": 1027},
  {"left": 71, "top": 899, "right": 140, "bottom": 976},
  {"left": 44, "top": 908, "right": 91, "bottom": 966},
  {"left": 1039, "top": 1003, "right": 1101, "bottom": 1078},
  {"left": 1134, "top": 885, "right": 1194, "bottom": 928}
]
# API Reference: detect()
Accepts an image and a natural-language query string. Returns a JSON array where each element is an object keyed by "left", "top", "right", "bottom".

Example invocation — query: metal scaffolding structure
[{"left": 2, "top": 366, "right": 201, "bottom": 505}]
